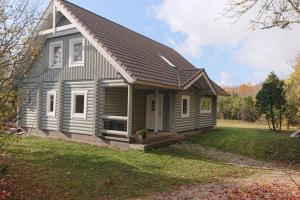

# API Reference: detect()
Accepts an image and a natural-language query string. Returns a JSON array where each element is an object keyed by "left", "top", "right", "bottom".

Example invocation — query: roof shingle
[{"left": 57, "top": 0, "right": 227, "bottom": 95}]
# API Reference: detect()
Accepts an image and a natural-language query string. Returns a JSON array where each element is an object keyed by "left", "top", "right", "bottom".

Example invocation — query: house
[{"left": 18, "top": 0, "right": 227, "bottom": 148}]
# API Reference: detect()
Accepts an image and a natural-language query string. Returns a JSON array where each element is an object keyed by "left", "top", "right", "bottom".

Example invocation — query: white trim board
[
  {"left": 71, "top": 90, "right": 88, "bottom": 120},
  {"left": 47, "top": 90, "right": 57, "bottom": 117},
  {"left": 69, "top": 37, "right": 85, "bottom": 67}
]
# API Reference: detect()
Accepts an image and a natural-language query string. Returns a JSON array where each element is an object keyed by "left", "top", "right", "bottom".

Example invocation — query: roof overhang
[{"left": 182, "top": 71, "right": 217, "bottom": 95}]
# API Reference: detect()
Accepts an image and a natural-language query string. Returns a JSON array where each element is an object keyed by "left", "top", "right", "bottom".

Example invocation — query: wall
[
  {"left": 19, "top": 84, "right": 38, "bottom": 128},
  {"left": 171, "top": 88, "right": 217, "bottom": 133},
  {"left": 62, "top": 81, "right": 95, "bottom": 135},
  {"left": 40, "top": 82, "right": 59, "bottom": 130},
  {"left": 28, "top": 33, "right": 120, "bottom": 82}
]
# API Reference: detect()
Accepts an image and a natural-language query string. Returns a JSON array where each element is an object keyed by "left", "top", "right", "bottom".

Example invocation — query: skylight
[{"left": 159, "top": 55, "right": 176, "bottom": 67}]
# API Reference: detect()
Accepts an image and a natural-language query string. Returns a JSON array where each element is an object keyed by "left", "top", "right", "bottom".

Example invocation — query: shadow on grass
[{"left": 2, "top": 138, "right": 245, "bottom": 200}]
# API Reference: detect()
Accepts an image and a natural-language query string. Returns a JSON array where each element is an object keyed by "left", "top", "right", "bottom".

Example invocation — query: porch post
[
  {"left": 127, "top": 84, "right": 133, "bottom": 138},
  {"left": 154, "top": 89, "right": 159, "bottom": 134}
]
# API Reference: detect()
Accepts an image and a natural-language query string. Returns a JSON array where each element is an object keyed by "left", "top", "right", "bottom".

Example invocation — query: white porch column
[
  {"left": 154, "top": 89, "right": 159, "bottom": 134},
  {"left": 127, "top": 84, "right": 133, "bottom": 138}
]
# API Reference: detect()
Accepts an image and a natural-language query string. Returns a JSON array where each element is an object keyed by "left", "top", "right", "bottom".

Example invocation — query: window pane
[
  {"left": 49, "top": 95, "right": 54, "bottom": 112},
  {"left": 151, "top": 100, "right": 155, "bottom": 111},
  {"left": 73, "top": 42, "right": 83, "bottom": 62},
  {"left": 182, "top": 99, "right": 187, "bottom": 114},
  {"left": 201, "top": 98, "right": 211, "bottom": 111},
  {"left": 75, "top": 95, "right": 84, "bottom": 114},
  {"left": 53, "top": 46, "right": 62, "bottom": 65}
]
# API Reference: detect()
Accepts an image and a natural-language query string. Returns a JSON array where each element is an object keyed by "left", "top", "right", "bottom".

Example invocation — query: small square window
[
  {"left": 71, "top": 90, "right": 87, "bottom": 119},
  {"left": 200, "top": 97, "right": 211, "bottom": 113},
  {"left": 47, "top": 91, "right": 56, "bottom": 117},
  {"left": 69, "top": 38, "right": 85, "bottom": 67},
  {"left": 49, "top": 41, "right": 63, "bottom": 68},
  {"left": 181, "top": 95, "right": 190, "bottom": 118}
]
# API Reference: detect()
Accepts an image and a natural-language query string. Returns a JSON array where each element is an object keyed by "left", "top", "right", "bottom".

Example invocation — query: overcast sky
[{"left": 39, "top": 0, "right": 300, "bottom": 86}]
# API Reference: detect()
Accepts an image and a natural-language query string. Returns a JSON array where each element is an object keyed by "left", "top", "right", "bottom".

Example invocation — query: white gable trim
[
  {"left": 54, "top": 0, "right": 135, "bottom": 83},
  {"left": 183, "top": 71, "right": 217, "bottom": 95}
]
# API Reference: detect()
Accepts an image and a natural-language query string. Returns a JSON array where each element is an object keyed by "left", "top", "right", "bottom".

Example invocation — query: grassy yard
[
  {"left": 188, "top": 120, "right": 300, "bottom": 164},
  {"left": 0, "top": 136, "right": 250, "bottom": 200}
]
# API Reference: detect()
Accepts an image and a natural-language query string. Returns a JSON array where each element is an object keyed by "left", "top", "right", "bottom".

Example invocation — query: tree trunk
[
  {"left": 266, "top": 116, "right": 272, "bottom": 131},
  {"left": 279, "top": 107, "right": 282, "bottom": 132},
  {"left": 270, "top": 106, "right": 276, "bottom": 132}
]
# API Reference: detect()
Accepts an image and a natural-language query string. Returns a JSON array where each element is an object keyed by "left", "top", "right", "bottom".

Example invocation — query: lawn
[
  {"left": 0, "top": 136, "right": 250, "bottom": 200},
  {"left": 187, "top": 120, "right": 300, "bottom": 164}
]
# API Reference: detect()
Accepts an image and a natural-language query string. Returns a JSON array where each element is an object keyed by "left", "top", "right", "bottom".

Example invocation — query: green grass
[
  {"left": 188, "top": 120, "right": 300, "bottom": 164},
  {"left": 0, "top": 136, "right": 250, "bottom": 200}
]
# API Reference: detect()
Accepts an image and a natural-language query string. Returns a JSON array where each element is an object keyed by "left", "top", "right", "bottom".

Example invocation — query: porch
[{"left": 98, "top": 79, "right": 174, "bottom": 143}]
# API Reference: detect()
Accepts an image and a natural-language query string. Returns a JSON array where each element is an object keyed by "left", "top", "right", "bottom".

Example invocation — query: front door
[{"left": 146, "top": 94, "right": 163, "bottom": 130}]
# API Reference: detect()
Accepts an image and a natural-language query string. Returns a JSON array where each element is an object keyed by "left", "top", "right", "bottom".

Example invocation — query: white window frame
[
  {"left": 200, "top": 97, "right": 212, "bottom": 114},
  {"left": 47, "top": 91, "right": 57, "bottom": 117},
  {"left": 181, "top": 95, "right": 190, "bottom": 118},
  {"left": 71, "top": 90, "right": 88, "bottom": 119},
  {"left": 49, "top": 41, "right": 63, "bottom": 69},
  {"left": 69, "top": 38, "right": 85, "bottom": 67},
  {"left": 159, "top": 55, "right": 176, "bottom": 67}
]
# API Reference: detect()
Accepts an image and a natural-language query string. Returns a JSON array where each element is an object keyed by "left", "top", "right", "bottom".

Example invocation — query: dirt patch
[
  {"left": 145, "top": 171, "right": 300, "bottom": 200},
  {"left": 171, "top": 143, "right": 278, "bottom": 168},
  {"left": 144, "top": 143, "right": 300, "bottom": 200}
]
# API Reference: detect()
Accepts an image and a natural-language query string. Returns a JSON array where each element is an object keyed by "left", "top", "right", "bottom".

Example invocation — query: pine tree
[{"left": 256, "top": 72, "right": 286, "bottom": 132}]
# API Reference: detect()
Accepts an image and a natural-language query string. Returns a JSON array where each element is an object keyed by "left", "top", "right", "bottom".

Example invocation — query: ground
[{"left": 1, "top": 120, "right": 300, "bottom": 199}]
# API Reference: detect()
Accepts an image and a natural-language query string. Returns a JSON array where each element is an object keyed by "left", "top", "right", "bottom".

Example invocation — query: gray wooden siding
[
  {"left": 40, "top": 82, "right": 59, "bottom": 130},
  {"left": 56, "top": 16, "right": 71, "bottom": 27},
  {"left": 174, "top": 89, "right": 197, "bottom": 132},
  {"left": 28, "top": 33, "right": 120, "bottom": 82},
  {"left": 19, "top": 84, "right": 38, "bottom": 128},
  {"left": 105, "top": 88, "right": 127, "bottom": 116},
  {"left": 198, "top": 96, "right": 216, "bottom": 128},
  {"left": 62, "top": 81, "right": 94, "bottom": 135},
  {"left": 132, "top": 90, "right": 146, "bottom": 133},
  {"left": 162, "top": 91, "right": 171, "bottom": 132},
  {"left": 171, "top": 88, "right": 216, "bottom": 133}
]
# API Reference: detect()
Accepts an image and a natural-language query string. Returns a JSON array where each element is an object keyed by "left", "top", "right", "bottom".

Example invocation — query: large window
[
  {"left": 47, "top": 91, "right": 56, "bottom": 117},
  {"left": 49, "top": 41, "right": 63, "bottom": 68},
  {"left": 181, "top": 95, "right": 190, "bottom": 118},
  {"left": 200, "top": 97, "right": 212, "bottom": 113},
  {"left": 69, "top": 38, "right": 85, "bottom": 67},
  {"left": 71, "top": 90, "right": 87, "bottom": 119}
]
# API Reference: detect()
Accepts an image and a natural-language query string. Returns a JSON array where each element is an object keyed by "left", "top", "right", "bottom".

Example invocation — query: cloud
[
  {"left": 151, "top": 0, "right": 300, "bottom": 82},
  {"left": 219, "top": 71, "right": 233, "bottom": 86}
]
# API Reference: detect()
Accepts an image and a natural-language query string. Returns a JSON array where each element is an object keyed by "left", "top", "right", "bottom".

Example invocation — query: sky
[{"left": 39, "top": 0, "right": 300, "bottom": 86}]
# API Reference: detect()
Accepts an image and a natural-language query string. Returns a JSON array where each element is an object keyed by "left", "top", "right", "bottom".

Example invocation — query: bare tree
[
  {"left": 223, "top": 0, "right": 300, "bottom": 29},
  {"left": 0, "top": 0, "right": 43, "bottom": 168}
]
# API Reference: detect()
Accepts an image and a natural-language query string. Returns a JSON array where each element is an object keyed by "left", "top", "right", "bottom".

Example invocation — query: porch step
[
  {"left": 130, "top": 134, "right": 184, "bottom": 151},
  {"left": 141, "top": 133, "right": 175, "bottom": 144}
]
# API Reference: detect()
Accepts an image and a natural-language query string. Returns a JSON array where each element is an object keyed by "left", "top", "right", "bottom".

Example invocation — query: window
[
  {"left": 47, "top": 91, "right": 56, "bottom": 117},
  {"left": 159, "top": 54, "right": 176, "bottom": 67},
  {"left": 181, "top": 95, "right": 190, "bottom": 118},
  {"left": 69, "top": 38, "right": 85, "bottom": 67},
  {"left": 71, "top": 90, "right": 87, "bottom": 119},
  {"left": 49, "top": 41, "right": 63, "bottom": 68},
  {"left": 200, "top": 97, "right": 211, "bottom": 113}
]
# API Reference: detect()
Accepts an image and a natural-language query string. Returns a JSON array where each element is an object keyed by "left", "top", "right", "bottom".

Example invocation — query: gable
[
  {"left": 27, "top": 32, "right": 120, "bottom": 82},
  {"left": 56, "top": 16, "right": 71, "bottom": 27}
]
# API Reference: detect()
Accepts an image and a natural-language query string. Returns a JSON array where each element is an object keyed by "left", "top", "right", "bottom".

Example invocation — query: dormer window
[
  {"left": 69, "top": 38, "right": 85, "bottom": 67},
  {"left": 49, "top": 41, "right": 63, "bottom": 68},
  {"left": 159, "top": 54, "right": 176, "bottom": 67}
]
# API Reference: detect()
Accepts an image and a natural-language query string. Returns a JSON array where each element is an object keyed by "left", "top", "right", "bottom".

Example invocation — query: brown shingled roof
[{"left": 56, "top": 0, "right": 227, "bottom": 95}]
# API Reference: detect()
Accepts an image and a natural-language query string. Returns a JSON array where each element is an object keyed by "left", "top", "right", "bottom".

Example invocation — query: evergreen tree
[{"left": 256, "top": 72, "right": 286, "bottom": 132}]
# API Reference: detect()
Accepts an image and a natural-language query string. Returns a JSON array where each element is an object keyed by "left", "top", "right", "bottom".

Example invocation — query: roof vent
[{"left": 159, "top": 54, "right": 176, "bottom": 67}]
